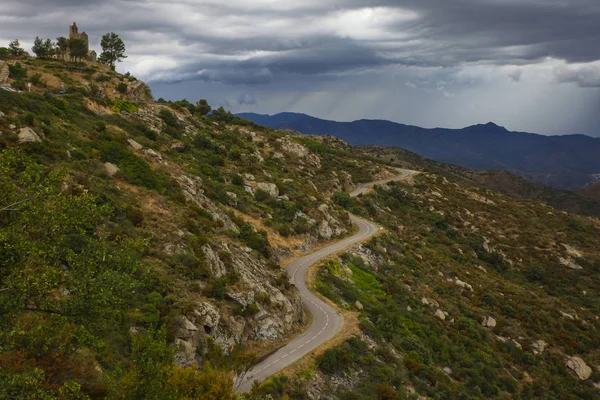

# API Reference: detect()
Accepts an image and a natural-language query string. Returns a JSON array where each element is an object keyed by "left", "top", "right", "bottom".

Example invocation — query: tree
[
  {"left": 68, "top": 38, "right": 87, "bottom": 62},
  {"left": 31, "top": 37, "right": 55, "bottom": 59},
  {"left": 8, "top": 39, "right": 24, "bottom": 57},
  {"left": 98, "top": 32, "right": 127, "bottom": 67},
  {"left": 56, "top": 37, "right": 69, "bottom": 61},
  {"left": 196, "top": 99, "right": 212, "bottom": 116}
]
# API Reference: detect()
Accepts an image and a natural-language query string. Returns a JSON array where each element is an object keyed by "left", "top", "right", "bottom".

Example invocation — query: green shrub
[
  {"left": 100, "top": 142, "right": 163, "bottom": 190},
  {"left": 111, "top": 100, "right": 138, "bottom": 114},
  {"left": 231, "top": 174, "right": 244, "bottom": 186},
  {"left": 8, "top": 63, "right": 27, "bottom": 80},
  {"left": 117, "top": 82, "right": 128, "bottom": 93},
  {"left": 159, "top": 109, "right": 179, "bottom": 128}
]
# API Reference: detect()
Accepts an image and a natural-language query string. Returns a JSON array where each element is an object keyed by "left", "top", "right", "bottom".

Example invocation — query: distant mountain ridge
[{"left": 238, "top": 112, "right": 600, "bottom": 189}]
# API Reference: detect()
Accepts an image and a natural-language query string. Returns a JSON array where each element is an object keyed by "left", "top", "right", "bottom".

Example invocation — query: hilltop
[
  {"left": 238, "top": 112, "right": 600, "bottom": 190},
  {"left": 0, "top": 57, "right": 598, "bottom": 399}
]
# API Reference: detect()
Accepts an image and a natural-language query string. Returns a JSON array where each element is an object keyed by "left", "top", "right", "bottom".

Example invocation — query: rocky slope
[{"left": 0, "top": 57, "right": 399, "bottom": 398}]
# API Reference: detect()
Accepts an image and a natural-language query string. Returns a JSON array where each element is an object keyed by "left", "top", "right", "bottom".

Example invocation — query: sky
[{"left": 2, "top": 0, "right": 600, "bottom": 136}]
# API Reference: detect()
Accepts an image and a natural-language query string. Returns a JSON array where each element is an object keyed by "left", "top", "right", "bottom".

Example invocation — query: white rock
[
  {"left": 455, "top": 278, "right": 473, "bottom": 291},
  {"left": 355, "top": 300, "right": 364, "bottom": 310},
  {"left": 182, "top": 316, "right": 198, "bottom": 331},
  {"left": 560, "top": 311, "right": 576, "bottom": 320},
  {"left": 482, "top": 316, "right": 497, "bottom": 328},
  {"left": 421, "top": 297, "right": 439, "bottom": 308},
  {"left": 443, "top": 367, "right": 453, "bottom": 375},
  {"left": 435, "top": 309, "right": 446, "bottom": 320},
  {"left": 18, "top": 127, "right": 42, "bottom": 144},
  {"left": 143, "top": 148, "right": 163, "bottom": 161},
  {"left": 256, "top": 182, "right": 279, "bottom": 197},
  {"left": 532, "top": 340, "right": 548, "bottom": 355},
  {"left": 566, "top": 356, "right": 592, "bottom": 380},
  {"left": 127, "top": 138, "right": 143, "bottom": 150},
  {"left": 559, "top": 257, "right": 583, "bottom": 270},
  {"left": 104, "top": 162, "right": 119, "bottom": 176}
]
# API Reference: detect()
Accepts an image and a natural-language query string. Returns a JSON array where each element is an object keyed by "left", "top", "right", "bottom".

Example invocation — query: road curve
[{"left": 238, "top": 169, "right": 415, "bottom": 392}]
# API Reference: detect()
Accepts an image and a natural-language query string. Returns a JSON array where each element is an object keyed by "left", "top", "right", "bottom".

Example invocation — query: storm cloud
[{"left": 2, "top": 0, "right": 600, "bottom": 135}]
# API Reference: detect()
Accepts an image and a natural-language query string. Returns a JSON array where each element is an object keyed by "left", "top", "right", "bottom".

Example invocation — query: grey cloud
[
  {"left": 554, "top": 64, "right": 600, "bottom": 87},
  {"left": 237, "top": 93, "right": 258, "bottom": 105},
  {"left": 509, "top": 70, "right": 523, "bottom": 82},
  {"left": 2, "top": 0, "right": 600, "bottom": 136}
]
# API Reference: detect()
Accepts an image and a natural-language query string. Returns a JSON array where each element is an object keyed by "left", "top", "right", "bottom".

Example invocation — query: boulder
[
  {"left": 421, "top": 297, "right": 439, "bottom": 308},
  {"left": 103, "top": 162, "right": 119, "bottom": 176},
  {"left": 435, "top": 309, "right": 446, "bottom": 320},
  {"left": 455, "top": 278, "right": 473, "bottom": 291},
  {"left": 566, "top": 356, "right": 592, "bottom": 380},
  {"left": 482, "top": 316, "right": 497, "bottom": 328},
  {"left": 355, "top": 300, "right": 364, "bottom": 310},
  {"left": 532, "top": 340, "right": 548, "bottom": 355},
  {"left": 143, "top": 148, "right": 163, "bottom": 161},
  {"left": 18, "top": 127, "right": 42, "bottom": 144},
  {"left": 256, "top": 182, "right": 279, "bottom": 197},
  {"left": 127, "top": 138, "right": 143, "bottom": 150},
  {"left": 559, "top": 257, "right": 583, "bottom": 270}
]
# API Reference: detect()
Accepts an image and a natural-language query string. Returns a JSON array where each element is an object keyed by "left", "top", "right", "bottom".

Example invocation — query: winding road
[{"left": 238, "top": 169, "right": 416, "bottom": 392}]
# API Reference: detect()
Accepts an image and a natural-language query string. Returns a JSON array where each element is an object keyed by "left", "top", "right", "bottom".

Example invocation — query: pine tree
[
  {"left": 98, "top": 32, "right": 127, "bottom": 68},
  {"left": 8, "top": 39, "right": 24, "bottom": 57}
]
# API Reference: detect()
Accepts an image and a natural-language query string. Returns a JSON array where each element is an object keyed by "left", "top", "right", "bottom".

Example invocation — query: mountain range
[{"left": 238, "top": 112, "right": 600, "bottom": 190}]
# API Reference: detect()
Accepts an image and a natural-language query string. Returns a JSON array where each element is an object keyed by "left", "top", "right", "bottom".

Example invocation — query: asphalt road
[{"left": 237, "top": 169, "right": 416, "bottom": 392}]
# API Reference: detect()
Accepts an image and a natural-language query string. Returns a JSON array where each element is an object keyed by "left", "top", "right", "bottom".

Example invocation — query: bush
[
  {"left": 117, "top": 82, "right": 128, "bottom": 93},
  {"left": 159, "top": 109, "right": 179, "bottom": 128},
  {"left": 231, "top": 174, "right": 244, "bottom": 186},
  {"left": 333, "top": 191, "right": 354, "bottom": 208},
  {"left": 8, "top": 63, "right": 27, "bottom": 80},
  {"left": 29, "top": 73, "right": 42, "bottom": 86},
  {"left": 318, "top": 347, "right": 350, "bottom": 374}
]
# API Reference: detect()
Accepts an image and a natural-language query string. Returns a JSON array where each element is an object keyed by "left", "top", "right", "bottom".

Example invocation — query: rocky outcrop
[
  {"left": 201, "top": 244, "right": 227, "bottom": 277},
  {"left": 275, "top": 136, "right": 321, "bottom": 168},
  {"left": 316, "top": 204, "right": 348, "bottom": 239},
  {"left": 566, "top": 356, "right": 592, "bottom": 380},
  {"left": 126, "top": 80, "right": 153, "bottom": 102},
  {"left": 18, "top": 127, "right": 42, "bottom": 144},
  {"left": 174, "top": 241, "right": 305, "bottom": 365},
  {"left": 175, "top": 174, "right": 239, "bottom": 233}
]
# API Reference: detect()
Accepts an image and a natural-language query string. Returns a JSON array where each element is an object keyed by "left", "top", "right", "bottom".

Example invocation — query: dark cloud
[{"left": 1, "top": 0, "right": 599, "bottom": 135}]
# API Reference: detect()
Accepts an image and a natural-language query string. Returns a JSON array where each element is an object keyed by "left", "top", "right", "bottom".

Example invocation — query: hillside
[
  {"left": 0, "top": 57, "right": 399, "bottom": 398},
  {"left": 265, "top": 172, "right": 600, "bottom": 399},
  {"left": 238, "top": 112, "right": 600, "bottom": 190},
  {"left": 354, "top": 145, "right": 600, "bottom": 218},
  {"left": 0, "top": 58, "right": 599, "bottom": 400}
]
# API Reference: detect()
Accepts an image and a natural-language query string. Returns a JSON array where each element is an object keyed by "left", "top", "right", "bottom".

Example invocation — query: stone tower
[{"left": 69, "top": 22, "right": 89, "bottom": 53}]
